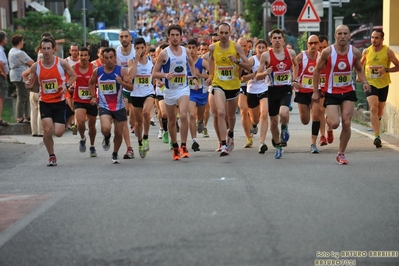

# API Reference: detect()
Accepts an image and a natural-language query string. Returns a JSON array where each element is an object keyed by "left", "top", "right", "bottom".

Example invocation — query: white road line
[
  {"left": 0, "top": 192, "right": 65, "bottom": 248},
  {"left": 0, "top": 195, "right": 35, "bottom": 202},
  {"left": 351, "top": 127, "right": 399, "bottom": 152}
]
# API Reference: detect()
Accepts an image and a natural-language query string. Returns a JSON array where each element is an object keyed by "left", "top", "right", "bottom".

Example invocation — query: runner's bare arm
[
  {"left": 118, "top": 66, "right": 133, "bottom": 91},
  {"left": 24, "top": 63, "right": 38, "bottom": 89},
  {"left": 199, "top": 59, "right": 209, "bottom": 79},
  {"left": 61, "top": 60, "right": 77, "bottom": 86},
  {"left": 205, "top": 45, "right": 215, "bottom": 85},
  {"left": 241, "top": 57, "right": 255, "bottom": 82},
  {"left": 234, "top": 43, "right": 252, "bottom": 72},
  {"left": 353, "top": 47, "right": 371, "bottom": 92},
  {"left": 256, "top": 51, "right": 271, "bottom": 80},
  {"left": 186, "top": 47, "right": 199, "bottom": 89},
  {"left": 152, "top": 49, "right": 168, "bottom": 79},
  {"left": 289, "top": 49, "right": 299, "bottom": 81},
  {"left": 312, "top": 47, "right": 330, "bottom": 99},
  {"left": 386, "top": 48, "right": 399, "bottom": 73},
  {"left": 88, "top": 68, "right": 98, "bottom": 98}
]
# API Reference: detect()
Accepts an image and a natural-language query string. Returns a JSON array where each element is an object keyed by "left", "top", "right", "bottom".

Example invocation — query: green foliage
[
  {"left": 296, "top": 32, "right": 307, "bottom": 52},
  {"left": 244, "top": 0, "right": 264, "bottom": 38},
  {"left": 9, "top": 11, "right": 99, "bottom": 59},
  {"left": 68, "top": 0, "right": 128, "bottom": 29}
]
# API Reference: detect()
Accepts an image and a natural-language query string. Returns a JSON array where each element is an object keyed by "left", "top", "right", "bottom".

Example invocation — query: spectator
[
  {"left": 0, "top": 30, "right": 9, "bottom": 126},
  {"left": 8, "top": 34, "right": 35, "bottom": 124}
]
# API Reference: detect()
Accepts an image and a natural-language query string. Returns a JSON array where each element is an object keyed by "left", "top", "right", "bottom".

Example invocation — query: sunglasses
[{"left": 308, "top": 41, "right": 319, "bottom": 45}]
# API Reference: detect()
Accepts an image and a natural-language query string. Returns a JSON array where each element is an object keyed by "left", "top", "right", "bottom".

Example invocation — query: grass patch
[
  {"left": 352, "top": 118, "right": 370, "bottom": 128},
  {"left": 2, "top": 104, "right": 15, "bottom": 123}
]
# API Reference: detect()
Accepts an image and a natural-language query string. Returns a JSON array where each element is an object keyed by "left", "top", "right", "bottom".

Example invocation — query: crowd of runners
[{"left": 1, "top": 19, "right": 398, "bottom": 167}]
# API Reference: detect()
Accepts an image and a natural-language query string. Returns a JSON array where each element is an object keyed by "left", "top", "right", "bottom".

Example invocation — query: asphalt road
[{"left": 0, "top": 109, "right": 398, "bottom": 266}]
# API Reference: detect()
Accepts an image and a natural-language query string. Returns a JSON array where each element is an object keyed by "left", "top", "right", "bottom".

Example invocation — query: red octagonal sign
[{"left": 271, "top": 0, "right": 287, "bottom": 17}]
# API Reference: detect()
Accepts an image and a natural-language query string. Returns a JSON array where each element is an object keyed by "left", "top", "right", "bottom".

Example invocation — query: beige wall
[{"left": 381, "top": 0, "right": 399, "bottom": 135}]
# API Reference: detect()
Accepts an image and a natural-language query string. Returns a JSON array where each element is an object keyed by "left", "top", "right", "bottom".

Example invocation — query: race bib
[
  {"left": 217, "top": 66, "right": 234, "bottom": 81},
  {"left": 42, "top": 79, "right": 58, "bottom": 94},
  {"left": 170, "top": 74, "right": 186, "bottom": 86},
  {"left": 333, "top": 72, "right": 351, "bottom": 87},
  {"left": 99, "top": 80, "right": 117, "bottom": 95},
  {"left": 188, "top": 77, "right": 202, "bottom": 90},
  {"left": 301, "top": 74, "right": 313, "bottom": 89},
  {"left": 135, "top": 75, "right": 151, "bottom": 85},
  {"left": 78, "top": 86, "right": 91, "bottom": 100},
  {"left": 273, "top": 70, "right": 291, "bottom": 86},
  {"left": 369, "top": 65, "right": 382, "bottom": 79},
  {"left": 320, "top": 74, "right": 326, "bottom": 87}
]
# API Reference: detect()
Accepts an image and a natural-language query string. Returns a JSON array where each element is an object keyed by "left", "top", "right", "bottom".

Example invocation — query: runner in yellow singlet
[{"left": 361, "top": 29, "right": 399, "bottom": 148}]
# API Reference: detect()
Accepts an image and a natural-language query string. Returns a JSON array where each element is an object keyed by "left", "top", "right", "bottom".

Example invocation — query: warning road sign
[{"left": 297, "top": 0, "right": 321, "bottom": 23}]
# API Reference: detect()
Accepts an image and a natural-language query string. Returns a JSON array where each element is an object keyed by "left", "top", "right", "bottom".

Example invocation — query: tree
[
  {"left": 11, "top": 11, "right": 99, "bottom": 59},
  {"left": 68, "top": 0, "right": 128, "bottom": 29},
  {"left": 244, "top": 0, "right": 264, "bottom": 38}
]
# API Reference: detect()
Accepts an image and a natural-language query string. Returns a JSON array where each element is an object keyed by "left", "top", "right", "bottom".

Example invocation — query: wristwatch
[
  {"left": 385, "top": 68, "right": 389, "bottom": 73},
  {"left": 65, "top": 83, "right": 70, "bottom": 89},
  {"left": 235, "top": 59, "right": 240, "bottom": 64}
]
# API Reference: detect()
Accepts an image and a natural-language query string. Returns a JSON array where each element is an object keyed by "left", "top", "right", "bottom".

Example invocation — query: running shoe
[
  {"left": 373, "top": 137, "right": 382, "bottom": 148},
  {"left": 138, "top": 145, "right": 146, "bottom": 158},
  {"left": 158, "top": 129, "right": 164, "bottom": 139},
  {"left": 169, "top": 140, "right": 173, "bottom": 150},
  {"left": 47, "top": 155, "right": 57, "bottom": 166},
  {"left": 71, "top": 124, "right": 78, "bottom": 135},
  {"left": 180, "top": 145, "right": 190, "bottom": 158},
  {"left": 244, "top": 137, "right": 253, "bottom": 148},
  {"left": 274, "top": 146, "right": 283, "bottom": 159},
  {"left": 250, "top": 124, "right": 258, "bottom": 135},
  {"left": 162, "top": 131, "right": 169, "bottom": 143},
  {"left": 203, "top": 127, "right": 209, "bottom": 138},
  {"left": 259, "top": 142, "right": 268, "bottom": 154},
  {"left": 191, "top": 141, "right": 200, "bottom": 152},
  {"left": 336, "top": 153, "right": 348, "bottom": 165},
  {"left": 227, "top": 137, "right": 234, "bottom": 152},
  {"left": 89, "top": 146, "right": 97, "bottom": 157},
  {"left": 102, "top": 135, "right": 110, "bottom": 151},
  {"left": 172, "top": 147, "right": 181, "bottom": 161},
  {"left": 150, "top": 119, "right": 156, "bottom": 126},
  {"left": 280, "top": 126, "right": 290, "bottom": 142},
  {"left": 112, "top": 153, "right": 120, "bottom": 164},
  {"left": 280, "top": 141, "right": 287, "bottom": 147},
  {"left": 143, "top": 139, "right": 150, "bottom": 152},
  {"left": 327, "top": 130, "right": 334, "bottom": 144},
  {"left": 310, "top": 144, "right": 319, "bottom": 154},
  {"left": 319, "top": 135, "right": 328, "bottom": 146},
  {"left": 79, "top": 137, "right": 86, "bottom": 153},
  {"left": 123, "top": 147, "right": 135, "bottom": 159},
  {"left": 215, "top": 143, "right": 222, "bottom": 152},
  {"left": 197, "top": 120, "right": 204, "bottom": 133},
  {"left": 220, "top": 145, "right": 229, "bottom": 156}
]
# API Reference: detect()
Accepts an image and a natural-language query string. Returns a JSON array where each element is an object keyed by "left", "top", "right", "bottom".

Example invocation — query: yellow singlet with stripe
[
  {"left": 212, "top": 41, "right": 240, "bottom": 90},
  {"left": 365, "top": 45, "right": 391, "bottom": 88}
]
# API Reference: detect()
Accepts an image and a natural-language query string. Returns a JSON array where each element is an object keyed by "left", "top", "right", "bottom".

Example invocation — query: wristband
[{"left": 385, "top": 68, "right": 389, "bottom": 73}]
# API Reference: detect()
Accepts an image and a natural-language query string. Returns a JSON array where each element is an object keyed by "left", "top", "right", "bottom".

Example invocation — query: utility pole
[
  {"left": 83, "top": 0, "right": 86, "bottom": 47},
  {"left": 128, "top": 0, "right": 135, "bottom": 30}
]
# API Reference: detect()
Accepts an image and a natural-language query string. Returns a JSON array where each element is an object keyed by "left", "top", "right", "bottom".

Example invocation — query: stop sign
[{"left": 271, "top": 0, "right": 287, "bottom": 17}]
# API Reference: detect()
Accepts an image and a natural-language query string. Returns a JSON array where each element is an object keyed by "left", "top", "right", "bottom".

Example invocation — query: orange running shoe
[
  {"left": 336, "top": 153, "right": 348, "bottom": 165},
  {"left": 327, "top": 130, "right": 334, "bottom": 144},
  {"left": 172, "top": 147, "right": 181, "bottom": 161},
  {"left": 319, "top": 135, "right": 328, "bottom": 146},
  {"left": 180, "top": 145, "right": 190, "bottom": 158}
]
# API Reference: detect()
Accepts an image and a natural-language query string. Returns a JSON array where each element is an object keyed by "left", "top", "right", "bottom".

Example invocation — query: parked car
[
  {"left": 89, "top": 29, "right": 139, "bottom": 48},
  {"left": 350, "top": 25, "right": 383, "bottom": 49}
]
